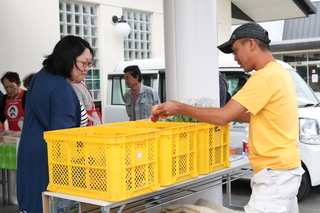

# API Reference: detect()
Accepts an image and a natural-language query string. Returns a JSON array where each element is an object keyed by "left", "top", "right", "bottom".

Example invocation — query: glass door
[
  {"left": 294, "top": 64, "right": 320, "bottom": 93},
  {"left": 296, "top": 66, "right": 308, "bottom": 84}
]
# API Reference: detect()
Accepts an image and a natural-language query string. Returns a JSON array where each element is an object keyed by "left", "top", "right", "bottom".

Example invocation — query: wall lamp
[{"left": 112, "top": 15, "right": 131, "bottom": 37}]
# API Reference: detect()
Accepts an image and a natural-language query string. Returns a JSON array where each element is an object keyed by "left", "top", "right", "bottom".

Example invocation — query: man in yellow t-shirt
[
  {"left": 233, "top": 61, "right": 300, "bottom": 173},
  {"left": 152, "top": 23, "right": 304, "bottom": 213}
]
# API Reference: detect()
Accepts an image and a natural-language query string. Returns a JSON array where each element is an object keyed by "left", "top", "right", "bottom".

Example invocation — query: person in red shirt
[{"left": 0, "top": 71, "right": 27, "bottom": 131}]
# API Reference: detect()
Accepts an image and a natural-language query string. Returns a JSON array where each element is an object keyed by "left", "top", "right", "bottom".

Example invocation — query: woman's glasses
[{"left": 76, "top": 60, "right": 94, "bottom": 69}]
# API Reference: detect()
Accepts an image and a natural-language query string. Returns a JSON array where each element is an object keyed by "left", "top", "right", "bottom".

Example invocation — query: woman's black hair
[
  {"left": 23, "top": 73, "right": 36, "bottom": 88},
  {"left": 42, "top": 35, "right": 94, "bottom": 78},
  {"left": 123, "top": 65, "right": 142, "bottom": 82},
  {"left": 1, "top": 71, "right": 21, "bottom": 85}
]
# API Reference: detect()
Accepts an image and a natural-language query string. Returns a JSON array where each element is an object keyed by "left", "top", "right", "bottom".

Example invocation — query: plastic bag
[{"left": 164, "top": 97, "right": 217, "bottom": 123}]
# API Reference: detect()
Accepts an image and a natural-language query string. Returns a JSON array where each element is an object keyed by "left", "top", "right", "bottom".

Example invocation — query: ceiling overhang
[
  {"left": 231, "top": 0, "right": 316, "bottom": 25},
  {"left": 270, "top": 37, "right": 320, "bottom": 52}
]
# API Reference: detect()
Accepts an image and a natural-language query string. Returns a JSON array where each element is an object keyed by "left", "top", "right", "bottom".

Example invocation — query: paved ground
[{"left": 223, "top": 178, "right": 320, "bottom": 213}]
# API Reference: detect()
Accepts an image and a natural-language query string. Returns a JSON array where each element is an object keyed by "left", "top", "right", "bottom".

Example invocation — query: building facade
[
  {"left": 271, "top": 1, "right": 320, "bottom": 93},
  {"left": 0, "top": 0, "right": 165, "bottom": 118},
  {"left": 0, "top": 0, "right": 315, "bottom": 121}
]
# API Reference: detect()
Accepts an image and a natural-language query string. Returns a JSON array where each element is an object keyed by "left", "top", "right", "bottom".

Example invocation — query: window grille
[
  {"left": 59, "top": 1, "right": 100, "bottom": 101},
  {"left": 123, "top": 10, "right": 152, "bottom": 61}
]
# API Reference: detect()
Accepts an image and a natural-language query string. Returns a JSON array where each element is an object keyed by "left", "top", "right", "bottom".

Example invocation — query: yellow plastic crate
[
  {"left": 44, "top": 126, "right": 159, "bottom": 202},
  {"left": 196, "top": 123, "right": 230, "bottom": 174},
  {"left": 103, "top": 121, "right": 199, "bottom": 186}
]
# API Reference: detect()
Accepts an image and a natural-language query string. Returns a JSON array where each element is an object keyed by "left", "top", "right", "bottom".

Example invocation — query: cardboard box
[{"left": 42, "top": 192, "right": 145, "bottom": 213}]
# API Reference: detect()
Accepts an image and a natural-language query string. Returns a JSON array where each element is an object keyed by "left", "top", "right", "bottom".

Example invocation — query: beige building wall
[
  {"left": 0, "top": 0, "right": 234, "bottom": 206},
  {"left": 0, "top": 0, "right": 165, "bottom": 115},
  {"left": 217, "top": 0, "right": 232, "bottom": 48},
  {"left": 0, "top": 0, "right": 60, "bottom": 90},
  {"left": 0, "top": 0, "right": 232, "bottom": 117}
]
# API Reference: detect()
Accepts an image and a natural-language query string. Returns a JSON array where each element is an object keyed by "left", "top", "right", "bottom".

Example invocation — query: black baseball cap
[{"left": 217, "top": 22, "right": 271, "bottom": 54}]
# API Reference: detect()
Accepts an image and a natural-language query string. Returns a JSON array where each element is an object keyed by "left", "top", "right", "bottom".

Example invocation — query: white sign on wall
[{"left": 312, "top": 74, "right": 318, "bottom": 83}]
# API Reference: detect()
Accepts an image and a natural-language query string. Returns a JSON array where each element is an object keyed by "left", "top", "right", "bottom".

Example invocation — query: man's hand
[
  {"left": 152, "top": 100, "right": 184, "bottom": 118},
  {"left": 152, "top": 99, "right": 249, "bottom": 126}
]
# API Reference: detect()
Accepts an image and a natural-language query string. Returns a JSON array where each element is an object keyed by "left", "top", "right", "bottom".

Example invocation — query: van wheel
[{"left": 297, "top": 166, "right": 311, "bottom": 202}]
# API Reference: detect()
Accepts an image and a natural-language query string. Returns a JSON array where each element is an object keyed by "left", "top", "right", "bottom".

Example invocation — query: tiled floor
[
  {"left": 0, "top": 192, "right": 19, "bottom": 213},
  {"left": 0, "top": 203, "right": 18, "bottom": 213},
  {"left": 0, "top": 169, "right": 19, "bottom": 212}
]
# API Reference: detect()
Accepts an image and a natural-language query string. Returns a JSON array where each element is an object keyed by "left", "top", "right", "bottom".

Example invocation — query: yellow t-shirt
[{"left": 233, "top": 62, "right": 301, "bottom": 172}]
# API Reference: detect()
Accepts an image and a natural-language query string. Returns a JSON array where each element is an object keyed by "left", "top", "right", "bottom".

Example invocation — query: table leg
[
  {"left": 1, "top": 169, "right": 5, "bottom": 203},
  {"left": 225, "top": 175, "right": 232, "bottom": 209},
  {"left": 49, "top": 196, "right": 58, "bottom": 213},
  {"left": 100, "top": 206, "right": 111, "bottom": 213},
  {"left": 1, "top": 169, "right": 8, "bottom": 203},
  {"left": 225, "top": 175, "right": 245, "bottom": 211},
  {"left": 7, "top": 169, "right": 10, "bottom": 204}
]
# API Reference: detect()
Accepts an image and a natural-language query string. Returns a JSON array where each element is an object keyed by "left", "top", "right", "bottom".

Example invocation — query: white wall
[
  {"left": 0, "top": 0, "right": 235, "bottom": 207},
  {"left": 96, "top": 0, "right": 164, "bottom": 73},
  {"left": 232, "top": 20, "right": 285, "bottom": 43},
  {"left": 0, "top": 0, "right": 164, "bottom": 118},
  {"left": 258, "top": 20, "right": 284, "bottom": 42},
  {"left": 217, "top": 0, "right": 232, "bottom": 48},
  {"left": 164, "top": 0, "right": 220, "bottom": 104},
  {"left": 0, "top": 0, "right": 60, "bottom": 91},
  {"left": 163, "top": 0, "right": 231, "bottom": 205},
  {"left": 0, "top": 0, "right": 234, "bottom": 117},
  {"left": 95, "top": 0, "right": 164, "bottom": 117},
  {"left": 0, "top": 0, "right": 234, "bottom": 118}
]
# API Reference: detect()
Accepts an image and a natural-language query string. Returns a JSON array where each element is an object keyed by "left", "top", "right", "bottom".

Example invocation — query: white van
[{"left": 105, "top": 55, "right": 320, "bottom": 201}]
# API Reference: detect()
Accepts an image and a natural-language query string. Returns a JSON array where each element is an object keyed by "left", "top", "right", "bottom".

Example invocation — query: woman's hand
[{"left": 87, "top": 115, "right": 95, "bottom": 126}]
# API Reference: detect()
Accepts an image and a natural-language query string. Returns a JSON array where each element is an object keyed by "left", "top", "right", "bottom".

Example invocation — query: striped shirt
[{"left": 80, "top": 102, "right": 88, "bottom": 127}]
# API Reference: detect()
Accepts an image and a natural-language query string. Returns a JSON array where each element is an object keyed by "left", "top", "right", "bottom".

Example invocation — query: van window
[
  {"left": 225, "top": 73, "right": 250, "bottom": 97},
  {"left": 110, "top": 74, "right": 157, "bottom": 105},
  {"left": 223, "top": 69, "right": 319, "bottom": 107},
  {"left": 111, "top": 76, "right": 126, "bottom": 105},
  {"left": 289, "top": 69, "right": 319, "bottom": 106}
]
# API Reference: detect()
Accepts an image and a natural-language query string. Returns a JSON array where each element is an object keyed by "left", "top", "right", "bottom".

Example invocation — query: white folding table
[{"left": 44, "top": 157, "right": 251, "bottom": 213}]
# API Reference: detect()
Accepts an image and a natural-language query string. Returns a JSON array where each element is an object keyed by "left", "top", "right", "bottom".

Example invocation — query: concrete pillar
[
  {"left": 163, "top": 0, "right": 220, "bottom": 107},
  {"left": 163, "top": 0, "right": 222, "bottom": 205}
]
